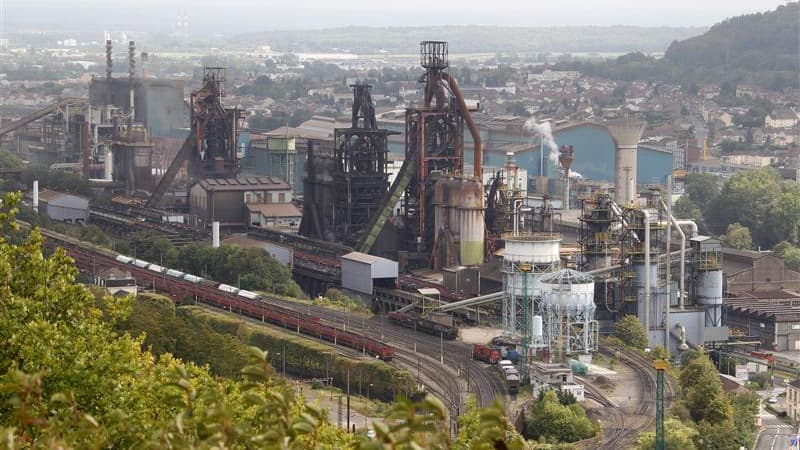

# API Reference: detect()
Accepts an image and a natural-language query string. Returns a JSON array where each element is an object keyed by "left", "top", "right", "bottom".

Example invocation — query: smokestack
[
  {"left": 105, "top": 39, "right": 112, "bottom": 104},
  {"left": 212, "top": 221, "right": 220, "bottom": 248},
  {"left": 128, "top": 40, "right": 135, "bottom": 135},
  {"left": 606, "top": 120, "right": 645, "bottom": 205},
  {"left": 32, "top": 180, "right": 39, "bottom": 213}
]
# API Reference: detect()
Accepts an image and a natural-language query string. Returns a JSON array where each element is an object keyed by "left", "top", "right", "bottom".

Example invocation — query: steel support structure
[
  {"left": 148, "top": 67, "right": 243, "bottom": 207},
  {"left": 655, "top": 359, "right": 666, "bottom": 450},
  {"left": 331, "top": 83, "right": 396, "bottom": 246}
]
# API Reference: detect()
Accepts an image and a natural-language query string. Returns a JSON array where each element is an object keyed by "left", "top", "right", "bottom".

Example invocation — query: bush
[
  {"left": 524, "top": 390, "right": 597, "bottom": 443},
  {"left": 613, "top": 315, "right": 648, "bottom": 350}
]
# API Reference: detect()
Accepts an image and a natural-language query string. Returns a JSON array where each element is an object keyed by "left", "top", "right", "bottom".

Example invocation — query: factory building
[
  {"left": 37, "top": 189, "right": 90, "bottom": 223},
  {"left": 724, "top": 295, "right": 800, "bottom": 351},
  {"left": 189, "top": 176, "right": 293, "bottom": 227},
  {"left": 723, "top": 253, "right": 800, "bottom": 351}
]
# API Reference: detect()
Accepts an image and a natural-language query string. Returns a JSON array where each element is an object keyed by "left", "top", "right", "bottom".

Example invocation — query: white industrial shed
[{"left": 340, "top": 251, "right": 399, "bottom": 296}]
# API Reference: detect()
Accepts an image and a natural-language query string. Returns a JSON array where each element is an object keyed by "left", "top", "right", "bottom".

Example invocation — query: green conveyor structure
[{"left": 357, "top": 151, "right": 416, "bottom": 254}]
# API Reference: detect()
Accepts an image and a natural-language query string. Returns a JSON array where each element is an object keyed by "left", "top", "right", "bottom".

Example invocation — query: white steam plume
[{"left": 524, "top": 118, "right": 559, "bottom": 166}]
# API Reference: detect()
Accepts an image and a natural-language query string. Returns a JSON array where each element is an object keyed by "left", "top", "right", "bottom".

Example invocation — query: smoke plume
[{"left": 524, "top": 119, "right": 559, "bottom": 165}]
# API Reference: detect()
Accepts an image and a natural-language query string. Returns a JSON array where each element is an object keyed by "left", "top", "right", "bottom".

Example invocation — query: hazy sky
[{"left": 2, "top": 0, "right": 792, "bottom": 32}]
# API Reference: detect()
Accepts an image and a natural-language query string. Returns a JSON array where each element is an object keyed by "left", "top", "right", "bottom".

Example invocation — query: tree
[
  {"left": 722, "top": 222, "right": 752, "bottom": 250},
  {"left": 613, "top": 315, "right": 648, "bottom": 350},
  {"left": 0, "top": 150, "right": 24, "bottom": 169},
  {"left": 783, "top": 246, "right": 800, "bottom": 271},
  {"left": 684, "top": 173, "right": 719, "bottom": 210},
  {"left": 0, "top": 191, "right": 526, "bottom": 448},
  {"left": 638, "top": 417, "right": 698, "bottom": 450},
  {"left": 524, "top": 390, "right": 596, "bottom": 443},
  {"left": 708, "top": 168, "right": 800, "bottom": 246},
  {"left": 672, "top": 196, "right": 705, "bottom": 231}
]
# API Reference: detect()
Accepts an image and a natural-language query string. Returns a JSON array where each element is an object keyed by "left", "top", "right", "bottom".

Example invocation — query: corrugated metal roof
[
  {"left": 342, "top": 251, "right": 383, "bottom": 265},
  {"left": 417, "top": 288, "right": 440, "bottom": 296},
  {"left": 197, "top": 176, "right": 290, "bottom": 192},
  {"left": 246, "top": 203, "right": 301, "bottom": 217}
]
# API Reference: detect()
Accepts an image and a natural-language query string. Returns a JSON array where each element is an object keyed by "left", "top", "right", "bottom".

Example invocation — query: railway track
[
  {"left": 590, "top": 345, "right": 675, "bottom": 450},
  {"left": 33, "top": 224, "right": 503, "bottom": 422}
]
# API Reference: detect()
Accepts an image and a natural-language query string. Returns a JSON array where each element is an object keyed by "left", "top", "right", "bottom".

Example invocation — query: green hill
[{"left": 557, "top": 3, "right": 799, "bottom": 91}]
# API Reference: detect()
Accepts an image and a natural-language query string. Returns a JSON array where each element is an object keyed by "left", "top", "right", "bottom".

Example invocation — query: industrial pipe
[
  {"left": 445, "top": 74, "right": 482, "bottom": 179},
  {"left": 676, "top": 220, "right": 698, "bottom": 237},
  {"left": 642, "top": 209, "right": 651, "bottom": 339},
  {"left": 662, "top": 200, "right": 687, "bottom": 309},
  {"left": 32, "top": 180, "right": 39, "bottom": 214},
  {"left": 671, "top": 324, "right": 691, "bottom": 351}
]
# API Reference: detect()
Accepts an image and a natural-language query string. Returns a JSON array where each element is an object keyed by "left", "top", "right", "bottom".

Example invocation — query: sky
[{"left": 2, "top": 0, "right": 792, "bottom": 32}]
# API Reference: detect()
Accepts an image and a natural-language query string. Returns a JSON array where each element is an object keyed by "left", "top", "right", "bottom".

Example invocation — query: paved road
[{"left": 756, "top": 404, "right": 798, "bottom": 450}]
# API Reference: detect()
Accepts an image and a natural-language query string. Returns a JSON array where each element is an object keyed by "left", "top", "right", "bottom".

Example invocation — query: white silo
[
  {"left": 502, "top": 232, "right": 561, "bottom": 339},
  {"left": 539, "top": 269, "right": 598, "bottom": 356}
]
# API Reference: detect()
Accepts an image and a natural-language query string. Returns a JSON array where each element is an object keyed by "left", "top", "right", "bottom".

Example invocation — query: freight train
[
  {"left": 36, "top": 226, "right": 395, "bottom": 361},
  {"left": 472, "top": 344, "right": 501, "bottom": 364},
  {"left": 387, "top": 311, "right": 458, "bottom": 340}
]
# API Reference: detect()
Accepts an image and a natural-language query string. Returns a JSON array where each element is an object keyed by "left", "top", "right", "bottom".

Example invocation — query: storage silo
[
  {"left": 539, "top": 269, "right": 598, "bottom": 356},
  {"left": 502, "top": 232, "right": 561, "bottom": 338}
]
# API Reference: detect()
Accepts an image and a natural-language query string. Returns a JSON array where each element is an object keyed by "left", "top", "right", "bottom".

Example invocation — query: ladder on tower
[{"left": 357, "top": 150, "right": 417, "bottom": 254}]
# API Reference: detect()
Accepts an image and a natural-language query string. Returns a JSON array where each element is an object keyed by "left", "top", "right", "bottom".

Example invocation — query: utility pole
[
  {"left": 346, "top": 368, "right": 351, "bottom": 432},
  {"left": 655, "top": 359, "right": 666, "bottom": 450}
]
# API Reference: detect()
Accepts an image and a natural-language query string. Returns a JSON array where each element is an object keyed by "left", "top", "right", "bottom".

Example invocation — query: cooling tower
[{"left": 606, "top": 120, "right": 646, "bottom": 205}]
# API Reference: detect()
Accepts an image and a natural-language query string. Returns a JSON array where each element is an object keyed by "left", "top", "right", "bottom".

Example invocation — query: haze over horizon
[{"left": 2, "top": 0, "right": 793, "bottom": 33}]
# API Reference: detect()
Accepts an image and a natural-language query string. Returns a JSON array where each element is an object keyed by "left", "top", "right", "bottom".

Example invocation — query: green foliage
[
  {"left": 553, "top": 4, "right": 799, "bottom": 90},
  {"left": 722, "top": 223, "right": 752, "bottom": 250},
  {"left": 730, "top": 390, "right": 760, "bottom": 448},
  {"left": 709, "top": 168, "right": 800, "bottom": 247},
  {"left": 650, "top": 345, "right": 669, "bottom": 361},
  {"left": 118, "top": 231, "right": 179, "bottom": 266},
  {"left": 320, "top": 288, "right": 372, "bottom": 315},
  {"left": 0, "top": 191, "right": 531, "bottom": 448},
  {"left": 749, "top": 371, "right": 771, "bottom": 389},
  {"left": 177, "top": 242, "right": 303, "bottom": 297},
  {"left": 638, "top": 417, "right": 698, "bottom": 450},
  {"left": 73, "top": 224, "right": 111, "bottom": 248},
  {"left": 19, "top": 165, "right": 92, "bottom": 197},
  {"left": 524, "top": 390, "right": 596, "bottom": 443},
  {"left": 613, "top": 315, "right": 648, "bottom": 350},
  {"left": 672, "top": 196, "right": 703, "bottom": 229},
  {"left": 450, "top": 397, "right": 526, "bottom": 450},
  {"left": 658, "top": 349, "right": 760, "bottom": 450},
  {"left": 117, "top": 294, "right": 252, "bottom": 378},
  {"left": 784, "top": 247, "right": 800, "bottom": 271},
  {"left": 0, "top": 150, "right": 24, "bottom": 169},
  {"left": 684, "top": 173, "right": 719, "bottom": 211}
]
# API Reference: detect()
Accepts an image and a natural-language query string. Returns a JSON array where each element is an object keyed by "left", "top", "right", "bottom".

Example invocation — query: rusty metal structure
[
  {"left": 332, "top": 83, "right": 396, "bottom": 245},
  {"left": 300, "top": 83, "right": 396, "bottom": 246},
  {"left": 147, "top": 67, "right": 243, "bottom": 207},
  {"left": 400, "top": 41, "right": 484, "bottom": 265}
]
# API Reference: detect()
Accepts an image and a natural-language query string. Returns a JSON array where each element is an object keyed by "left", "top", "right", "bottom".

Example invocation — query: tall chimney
[
  {"left": 105, "top": 39, "right": 112, "bottom": 104},
  {"left": 606, "top": 120, "right": 645, "bottom": 205},
  {"left": 32, "top": 180, "right": 39, "bottom": 213},
  {"left": 212, "top": 221, "right": 220, "bottom": 248},
  {"left": 128, "top": 40, "right": 135, "bottom": 136}
]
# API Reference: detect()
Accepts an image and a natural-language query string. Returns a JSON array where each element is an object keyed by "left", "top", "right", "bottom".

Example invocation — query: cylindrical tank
[
  {"left": 696, "top": 270, "right": 723, "bottom": 305},
  {"left": 633, "top": 263, "right": 660, "bottom": 288},
  {"left": 458, "top": 178, "right": 484, "bottom": 265},
  {"left": 532, "top": 315, "right": 543, "bottom": 340},
  {"left": 503, "top": 233, "right": 561, "bottom": 298},
  {"left": 540, "top": 269, "right": 595, "bottom": 308},
  {"left": 212, "top": 221, "right": 220, "bottom": 248}
]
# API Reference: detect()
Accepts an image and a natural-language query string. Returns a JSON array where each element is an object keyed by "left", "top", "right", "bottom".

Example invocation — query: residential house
[{"left": 766, "top": 109, "right": 799, "bottom": 129}]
